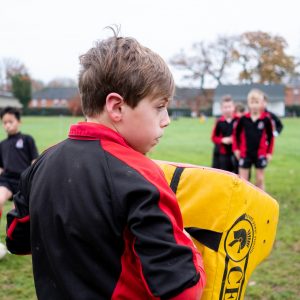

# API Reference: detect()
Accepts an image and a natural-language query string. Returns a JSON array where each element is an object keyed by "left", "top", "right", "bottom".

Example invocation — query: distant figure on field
[
  {"left": 211, "top": 95, "right": 238, "bottom": 173},
  {"left": 199, "top": 112, "right": 206, "bottom": 123},
  {"left": 263, "top": 95, "right": 284, "bottom": 137},
  {"left": 0, "top": 106, "right": 38, "bottom": 255},
  {"left": 234, "top": 102, "right": 246, "bottom": 118},
  {"left": 233, "top": 89, "right": 274, "bottom": 190}
]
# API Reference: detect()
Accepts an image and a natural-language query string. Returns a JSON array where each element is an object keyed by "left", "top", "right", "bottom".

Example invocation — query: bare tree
[
  {"left": 170, "top": 42, "right": 211, "bottom": 92},
  {"left": 206, "top": 35, "right": 238, "bottom": 85},
  {"left": 170, "top": 35, "right": 237, "bottom": 90},
  {"left": 0, "top": 58, "right": 29, "bottom": 91}
]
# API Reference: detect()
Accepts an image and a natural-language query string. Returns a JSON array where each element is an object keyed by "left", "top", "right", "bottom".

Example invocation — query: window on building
[
  {"left": 31, "top": 99, "right": 38, "bottom": 107},
  {"left": 61, "top": 99, "right": 67, "bottom": 106},
  {"left": 41, "top": 99, "right": 47, "bottom": 107},
  {"left": 53, "top": 99, "right": 60, "bottom": 106}
]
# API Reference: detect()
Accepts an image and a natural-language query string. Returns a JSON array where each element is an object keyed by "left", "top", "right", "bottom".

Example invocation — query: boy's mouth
[{"left": 154, "top": 136, "right": 162, "bottom": 144}]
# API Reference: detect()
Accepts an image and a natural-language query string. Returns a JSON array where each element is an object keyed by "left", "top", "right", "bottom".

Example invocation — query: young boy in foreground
[
  {"left": 233, "top": 89, "right": 274, "bottom": 190},
  {"left": 6, "top": 32, "right": 205, "bottom": 299},
  {"left": 0, "top": 107, "right": 38, "bottom": 254}
]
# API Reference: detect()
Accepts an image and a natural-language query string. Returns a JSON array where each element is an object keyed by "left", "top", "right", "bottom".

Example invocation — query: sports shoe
[{"left": 0, "top": 242, "right": 7, "bottom": 260}]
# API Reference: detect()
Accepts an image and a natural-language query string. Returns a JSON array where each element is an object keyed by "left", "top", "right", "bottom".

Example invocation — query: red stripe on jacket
[{"left": 69, "top": 122, "right": 206, "bottom": 299}]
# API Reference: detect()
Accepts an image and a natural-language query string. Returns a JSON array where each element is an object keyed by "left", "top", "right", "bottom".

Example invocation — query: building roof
[
  {"left": 214, "top": 84, "right": 285, "bottom": 103},
  {"left": 174, "top": 87, "right": 202, "bottom": 100},
  {"left": 0, "top": 91, "right": 23, "bottom": 108},
  {"left": 32, "top": 87, "right": 79, "bottom": 100}
]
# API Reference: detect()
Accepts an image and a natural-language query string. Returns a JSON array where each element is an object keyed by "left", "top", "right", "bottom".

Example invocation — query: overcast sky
[{"left": 1, "top": 0, "right": 299, "bottom": 85}]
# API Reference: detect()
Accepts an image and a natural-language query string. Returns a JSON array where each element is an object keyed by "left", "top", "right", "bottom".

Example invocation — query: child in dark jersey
[
  {"left": 0, "top": 106, "right": 38, "bottom": 256},
  {"left": 211, "top": 95, "right": 238, "bottom": 173},
  {"left": 233, "top": 89, "right": 274, "bottom": 190}
]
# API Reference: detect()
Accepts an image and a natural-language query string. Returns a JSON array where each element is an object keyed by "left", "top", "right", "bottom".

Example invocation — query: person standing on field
[
  {"left": 211, "top": 95, "right": 238, "bottom": 173},
  {"left": 233, "top": 89, "right": 274, "bottom": 190},
  {"left": 6, "top": 30, "right": 205, "bottom": 299},
  {"left": 0, "top": 106, "right": 38, "bottom": 256}
]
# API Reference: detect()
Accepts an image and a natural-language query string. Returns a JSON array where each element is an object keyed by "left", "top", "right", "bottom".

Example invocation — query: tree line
[
  {"left": 1, "top": 31, "right": 299, "bottom": 108},
  {"left": 0, "top": 58, "right": 77, "bottom": 108},
  {"left": 170, "top": 31, "right": 299, "bottom": 92}
]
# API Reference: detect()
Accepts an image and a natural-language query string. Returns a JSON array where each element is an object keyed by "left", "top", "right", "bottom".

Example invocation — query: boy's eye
[
  {"left": 158, "top": 102, "right": 168, "bottom": 109},
  {"left": 157, "top": 105, "right": 167, "bottom": 111}
]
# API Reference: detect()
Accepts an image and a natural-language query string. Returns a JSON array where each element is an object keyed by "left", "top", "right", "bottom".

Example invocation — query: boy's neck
[
  {"left": 86, "top": 116, "right": 118, "bottom": 133},
  {"left": 223, "top": 115, "right": 233, "bottom": 122},
  {"left": 250, "top": 111, "right": 260, "bottom": 121},
  {"left": 8, "top": 131, "right": 20, "bottom": 136}
]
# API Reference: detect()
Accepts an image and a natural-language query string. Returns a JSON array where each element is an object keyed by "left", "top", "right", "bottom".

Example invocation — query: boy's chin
[
  {"left": 135, "top": 140, "right": 160, "bottom": 155},
  {"left": 145, "top": 145, "right": 159, "bottom": 155}
]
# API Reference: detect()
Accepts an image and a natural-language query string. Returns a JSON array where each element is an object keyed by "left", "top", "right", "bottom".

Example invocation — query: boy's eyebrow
[{"left": 159, "top": 97, "right": 170, "bottom": 104}]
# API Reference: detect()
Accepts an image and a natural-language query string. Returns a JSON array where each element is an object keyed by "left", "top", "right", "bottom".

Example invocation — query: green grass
[{"left": 0, "top": 116, "right": 299, "bottom": 299}]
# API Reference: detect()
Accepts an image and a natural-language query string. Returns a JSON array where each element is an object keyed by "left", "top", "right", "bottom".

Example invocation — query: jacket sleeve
[
  {"left": 113, "top": 162, "right": 205, "bottom": 299},
  {"left": 232, "top": 118, "right": 242, "bottom": 152},
  {"left": 265, "top": 118, "right": 274, "bottom": 155},
  {"left": 211, "top": 120, "right": 222, "bottom": 145},
  {"left": 6, "top": 167, "right": 32, "bottom": 254},
  {"left": 271, "top": 112, "right": 284, "bottom": 134},
  {"left": 27, "top": 135, "right": 39, "bottom": 161},
  {"left": 0, "top": 142, "right": 3, "bottom": 169}
]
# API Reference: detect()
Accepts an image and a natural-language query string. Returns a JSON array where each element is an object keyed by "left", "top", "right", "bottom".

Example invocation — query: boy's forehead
[
  {"left": 221, "top": 100, "right": 234, "bottom": 106},
  {"left": 149, "top": 95, "right": 170, "bottom": 103},
  {"left": 248, "top": 96, "right": 263, "bottom": 102},
  {"left": 2, "top": 113, "right": 19, "bottom": 120}
]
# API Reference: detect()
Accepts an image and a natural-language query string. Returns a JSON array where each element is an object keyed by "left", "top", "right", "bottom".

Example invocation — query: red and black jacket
[
  {"left": 0, "top": 132, "right": 38, "bottom": 178},
  {"left": 211, "top": 116, "right": 238, "bottom": 155},
  {"left": 6, "top": 122, "right": 205, "bottom": 300},
  {"left": 232, "top": 112, "right": 274, "bottom": 158}
]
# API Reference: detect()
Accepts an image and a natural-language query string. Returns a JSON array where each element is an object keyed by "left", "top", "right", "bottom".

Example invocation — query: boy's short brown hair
[
  {"left": 79, "top": 31, "right": 175, "bottom": 117},
  {"left": 235, "top": 102, "right": 245, "bottom": 113},
  {"left": 221, "top": 94, "right": 233, "bottom": 104}
]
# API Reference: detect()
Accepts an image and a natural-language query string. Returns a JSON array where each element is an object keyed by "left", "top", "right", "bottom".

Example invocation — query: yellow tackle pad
[{"left": 155, "top": 160, "right": 279, "bottom": 300}]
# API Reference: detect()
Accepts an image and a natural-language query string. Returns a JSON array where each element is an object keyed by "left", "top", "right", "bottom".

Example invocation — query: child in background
[
  {"left": 263, "top": 95, "right": 284, "bottom": 137},
  {"left": 233, "top": 89, "right": 274, "bottom": 190},
  {"left": 6, "top": 31, "right": 205, "bottom": 299},
  {"left": 234, "top": 102, "right": 246, "bottom": 118},
  {"left": 211, "top": 95, "right": 238, "bottom": 173},
  {"left": 0, "top": 106, "right": 38, "bottom": 254},
  {"left": 232, "top": 102, "right": 246, "bottom": 173}
]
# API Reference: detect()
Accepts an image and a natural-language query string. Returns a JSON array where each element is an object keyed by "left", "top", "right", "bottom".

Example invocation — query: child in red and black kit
[
  {"left": 233, "top": 89, "right": 274, "bottom": 191},
  {"left": 6, "top": 31, "right": 205, "bottom": 299},
  {"left": 0, "top": 106, "right": 38, "bottom": 254},
  {"left": 263, "top": 94, "right": 284, "bottom": 137},
  {"left": 211, "top": 95, "right": 238, "bottom": 173}
]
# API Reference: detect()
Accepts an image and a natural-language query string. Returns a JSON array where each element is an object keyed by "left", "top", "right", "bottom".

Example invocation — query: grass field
[{"left": 0, "top": 116, "right": 299, "bottom": 299}]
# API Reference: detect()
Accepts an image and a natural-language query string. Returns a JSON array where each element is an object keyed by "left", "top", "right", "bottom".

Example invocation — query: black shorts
[
  {"left": 219, "top": 154, "right": 238, "bottom": 174},
  {"left": 0, "top": 175, "right": 20, "bottom": 196},
  {"left": 239, "top": 156, "right": 268, "bottom": 169}
]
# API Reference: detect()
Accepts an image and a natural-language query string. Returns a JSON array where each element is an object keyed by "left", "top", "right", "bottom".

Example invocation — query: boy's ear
[{"left": 105, "top": 93, "right": 124, "bottom": 122}]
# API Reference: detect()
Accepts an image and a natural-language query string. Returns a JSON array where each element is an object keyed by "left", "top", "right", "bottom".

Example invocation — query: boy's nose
[{"left": 161, "top": 111, "right": 171, "bottom": 128}]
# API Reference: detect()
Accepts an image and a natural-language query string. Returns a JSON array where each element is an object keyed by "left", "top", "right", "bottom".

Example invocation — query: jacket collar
[{"left": 68, "top": 122, "right": 129, "bottom": 147}]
